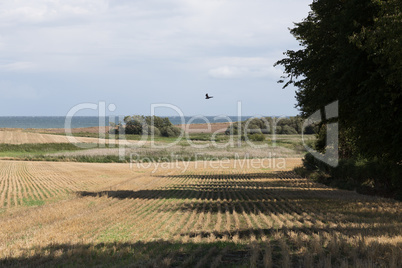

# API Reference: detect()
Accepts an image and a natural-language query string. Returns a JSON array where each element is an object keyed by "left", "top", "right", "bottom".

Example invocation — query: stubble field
[
  {"left": 0, "top": 130, "right": 109, "bottom": 145},
  {"left": 0, "top": 159, "right": 400, "bottom": 267}
]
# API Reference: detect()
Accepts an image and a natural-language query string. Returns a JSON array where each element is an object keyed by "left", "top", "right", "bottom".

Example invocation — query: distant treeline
[
  {"left": 226, "top": 116, "right": 316, "bottom": 135},
  {"left": 110, "top": 115, "right": 182, "bottom": 137},
  {"left": 111, "top": 115, "right": 315, "bottom": 137}
]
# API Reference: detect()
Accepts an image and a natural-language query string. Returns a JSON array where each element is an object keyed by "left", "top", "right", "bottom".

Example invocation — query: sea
[{"left": 0, "top": 116, "right": 256, "bottom": 129}]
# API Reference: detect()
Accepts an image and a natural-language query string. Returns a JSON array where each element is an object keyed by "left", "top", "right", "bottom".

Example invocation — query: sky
[{"left": 0, "top": 0, "right": 312, "bottom": 117}]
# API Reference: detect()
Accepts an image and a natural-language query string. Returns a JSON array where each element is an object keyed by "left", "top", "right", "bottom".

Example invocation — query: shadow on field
[
  {"left": 2, "top": 237, "right": 398, "bottom": 268},
  {"left": 76, "top": 171, "right": 401, "bottom": 235},
  {"left": 159, "top": 171, "right": 298, "bottom": 180},
  {"left": 180, "top": 222, "right": 402, "bottom": 239},
  {"left": 77, "top": 171, "right": 335, "bottom": 202},
  {"left": 0, "top": 240, "right": 250, "bottom": 267},
  {"left": 76, "top": 187, "right": 335, "bottom": 202}
]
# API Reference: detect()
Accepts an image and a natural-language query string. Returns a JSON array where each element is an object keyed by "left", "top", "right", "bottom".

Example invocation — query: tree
[
  {"left": 125, "top": 116, "right": 145, "bottom": 135},
  {"left": 123, "top": 115, "right": 181, "bottom": 137},
  {"left": 349, "top": 0, "right": 402, "bottom": 162},
  {"left": 352, "top": 0, "right": 402, "bottom": 91},
  {"left": 276, "top": 0, "right": 401, "bottom": 162},
  {"left": 281, "top": 125, "right": 298, "bottom": 135},
  {"left": 275, "top": 0, "right": 402, "bottom": 192}
]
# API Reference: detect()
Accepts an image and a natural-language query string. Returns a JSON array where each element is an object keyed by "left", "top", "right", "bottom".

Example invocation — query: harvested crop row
[
  {"left": 0, "top": 130, "right": 102, "bottom": 144},
  {"left": 0, "top": 161, "right": 143, "bottom": 208},
  {"left": 0, "top": 161, "right": 401, "bottom": 267}
]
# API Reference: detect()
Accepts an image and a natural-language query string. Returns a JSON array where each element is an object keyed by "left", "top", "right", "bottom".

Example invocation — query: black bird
[{"left": 205, "top": 93, "right": 213, "bottom": 99}]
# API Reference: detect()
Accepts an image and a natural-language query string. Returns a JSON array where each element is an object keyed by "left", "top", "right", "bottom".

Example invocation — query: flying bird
[{"left": 205, "top": 93, "right": 213, "bottom": 99}]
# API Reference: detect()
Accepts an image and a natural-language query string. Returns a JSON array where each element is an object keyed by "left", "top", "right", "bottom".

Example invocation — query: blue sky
[{"left": 0, "top": 0, "right": 312, "bottom": 117}]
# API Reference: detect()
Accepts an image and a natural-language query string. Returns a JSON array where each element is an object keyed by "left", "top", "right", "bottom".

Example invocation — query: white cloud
[
  {"left": 0, "top": 0, "right": 311, "bottom": 73},
  {"left": 0, "top": 0, "right": 108, "bottom": 24},
  {"left": 0, "top": 81, "right": 39, "bottom": 99},
  {"left": 0, "top": 0, "right": 311, "bottom": 115},
  {"left": 209, "top": 66, "right": 246, "bottom": 79},
  {"left": 208, "top": 65, "right": 282, "bottom": 79},
  {"left": 0, "top": 61, "right": 36, "bottom": 71},
  {"left": 206, "top": 57, "right": 283, "bottom": 79}
]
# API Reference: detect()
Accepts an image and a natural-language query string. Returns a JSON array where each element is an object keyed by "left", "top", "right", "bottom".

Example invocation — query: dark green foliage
[
  {"left": 302, "top": 153, "right": 402, "bottom": 200},
  {"left": 0, "top": 143, "right": 87, "bottom": 153},
  {"left": 280, "top": 125, "right": 298, "bottom": 135},
  {"left": 275, "top": 117, "right": 302, "bottom": 134},
  {"left": 246, "top": 123, "right": 263, "bottom": 134},
  {"left": 274, "top": 126, "right": 282, "bottom": 134},
  {"left": 144, "top": 116, "right": 172, "bottom": 129},
  {"left": 143, "top": 125, "right": 161, "bottom": 136},
  {"left": 248, "top": 133, "right": 265, "bottom": 142},
  {"left": 352, "top": 0, "right": 402, "bottom": 94},
  {"left": 125, "top": 119, "right": 143, "bottom": 135},
  {"left": 188, "top": 133, "right": 227, "bottom": 142},
  {"left": 225, "top": 116, "right": 315, "bottom": 136},
  {"left": 303, "top": 124, "right": 316, "bottom": 135},
  {"left": 225, "top": 123, "right": 239, "bottom": 135},
  {"left": 276, "top": 0, "right": 402, "bottom": 197},
  {"left": 159, "top": 125, "right": 181, "bottom": 137},
  {"left": 239, "top": 133, "right": 265, "bottom": 142},
  {"left": 276, "top": 0, "right": 402, "bottom": 161},
  {"left": 120, "top": 115, "right": 182, "bottom": 137}
]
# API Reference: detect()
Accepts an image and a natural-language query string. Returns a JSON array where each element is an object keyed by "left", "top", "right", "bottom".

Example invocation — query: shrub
[
  {"left": 125, "top": 120, "right": 144, "bottom": 135},
  {"left": 225, "top": 116, "right": 318, "bottom": 135},
  {"left": 160, "top": 126, "right": 182, "bottom": 137},
  {"left": 246, "top": 124, "right": 263, "bottom": 134},
  {"left": 123, "top": 115, "right": 179, "bottom": 137},
  {"left": 280, "top": 125, "right": 298, "bottom": 134},
  {"left": 303, "top": 124, "right": 316, "bottom": 134},
  {"left": 274, "top": 126, "right": 282, "bottom": 134},
  {"left": 302, "top": 152, "right": 402, "bottom": 200},
  {"left": 225, "top": 124, "right": 239, "bottom": 135},
  {"left": 143, "top": 125, "right": 161, "bottom": 136},
  {"left": 248, "top": 133, "right": 265, "bottom": 142}
]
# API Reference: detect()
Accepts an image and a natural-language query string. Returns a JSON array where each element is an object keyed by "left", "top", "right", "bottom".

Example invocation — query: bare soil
[{"left": 177, "top": 122, "right": 231, "bottom": 133}]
